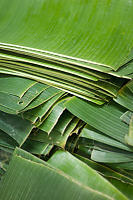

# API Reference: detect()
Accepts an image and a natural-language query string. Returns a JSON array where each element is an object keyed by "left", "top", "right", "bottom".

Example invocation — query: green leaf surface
[
  {"left": 80, "top": 125, "right": 132, "bottom": 152},
  {"left": 120, "top": 111, "right": 133, "bottom": 125},
  {"left": 23, "top": 92, "right": 64, "bottom": 124},
  {"left": 0, "top": 148, "right": 112, "bottom": 200},
  {"left": 38, "top": 100, "right": 66, "bottom": 134},
  {"left": 125, "top": 115, "right": 133, "bottom": 146},
  {"left": 0, "top": 0, "right": 133, "bottom": 69},
  {"left": 48, "top": 150, "right": 127, "bottom": 200},
  {"left": 107, "top": 177, "right": 133, "bottom": 200},
  {"left": 0, "top": 130, "right": 18, "bottom": 151},
  {"left": 65, "top": 97, "right": 128, "bottom": 143},
  {"left": 115, "top": 81, "right": 133, "bottom": 111},
  {"left": 30, "top": 117, "right": 79, "bottom": 148},
  {"left": 0, "top": 75, "right": 35, "bottom": 97},
  {"left": 75, "top": 154, "right": 133, "bottom": 185},
  {"left": 0, "top": 111, "right": 33, "bottom": 146},
  {"left": 91, "top": 149, "right": 133, "bottom": 163},
  {"left": 22, "top": 139, "right": 52, "bottom": 155}
]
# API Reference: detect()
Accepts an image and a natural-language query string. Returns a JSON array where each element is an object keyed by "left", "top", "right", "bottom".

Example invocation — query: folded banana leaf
[
  {"left": 1, "top": 0, "right": 133, "bottom": 69},
  {"left": 0, "top": 0, "right": 132, "bottom": 103},
  {"left": 1, "top": 0, "right": 133, "bottom": 199},
  {"left": 0, "top": 148, "right": 114, "bottom": 200}
]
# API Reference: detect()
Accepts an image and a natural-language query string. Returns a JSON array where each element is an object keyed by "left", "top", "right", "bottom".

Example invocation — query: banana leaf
[
  {"left": 115, "top": 80, "right": 133, "bottom": 111},
  {"left": 0, "top": 148, "right": 113, "bottom": 200},
  {"left": 30, "top": 117, "right": 80, "bottom": 148},
  {"left": 1, "top": 0, "right": 133, "bottom": 199},
  {"left": 0, "top": 0, "right": 132, "bottom": 102},
  {"left": 80, "top": 125, "right": 132, "bottom": 152},
  {"left": 65, "top": 97, "right": 129, "bottom": 143},
  {"left": 0, "top": 111, "right": 33, "bottom": 146},
  {"left": 1, "top": 0, "right": 133, "bottom": 70},
  {"left": 48, "top": 150, "right": 127, "bottom": 200},
  {"left": 75, "top": 154, "right": 133, "bottom": 185}
]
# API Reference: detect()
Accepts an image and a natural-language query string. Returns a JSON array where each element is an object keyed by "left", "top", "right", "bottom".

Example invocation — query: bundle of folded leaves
[{"left": 0, "top": 0, "right": 133, "bottom": 199}]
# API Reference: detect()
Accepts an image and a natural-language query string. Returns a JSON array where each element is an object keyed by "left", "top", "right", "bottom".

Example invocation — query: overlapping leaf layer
[{"left": 0, "top": 0, "right": 133, "bottom": 199}]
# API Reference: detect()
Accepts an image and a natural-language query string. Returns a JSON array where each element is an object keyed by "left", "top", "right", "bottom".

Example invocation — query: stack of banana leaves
[{"left": 0, "top": 0, "right": 133, "bottom": 199}]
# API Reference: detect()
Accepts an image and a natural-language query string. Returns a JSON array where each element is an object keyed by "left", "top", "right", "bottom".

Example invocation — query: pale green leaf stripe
[
  {"left": 0, "top": 58, "right": 119, "bottom": 97},
  {"left": 0, "top": 65, "right": 105, "bottom": 104},
  {"left": 0, "top": 52, "right": 109, "bottom": 75},
  {"left": 125, "top": 115, "right": 133, "bottom": 146},
  {"left": 0, "top": 55, "right": 124, "bottom": 96},
  {"left": 0, "top": 53, "right": 99, "bottom": 82}
]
